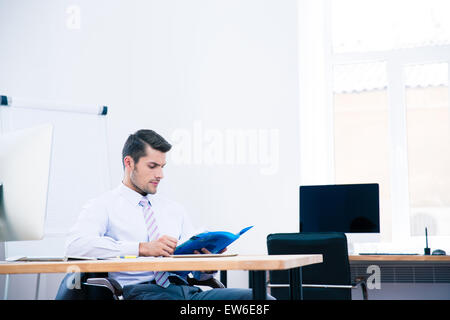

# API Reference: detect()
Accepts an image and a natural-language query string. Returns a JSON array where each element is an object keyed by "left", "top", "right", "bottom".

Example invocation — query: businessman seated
[{"left": 66, "top": 129, "right": 274, "bottom": 300}]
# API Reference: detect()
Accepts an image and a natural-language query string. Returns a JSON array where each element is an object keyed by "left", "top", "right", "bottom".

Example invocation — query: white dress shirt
[{"left": 65, "top": 183, "right": 208, "bottom": 287}]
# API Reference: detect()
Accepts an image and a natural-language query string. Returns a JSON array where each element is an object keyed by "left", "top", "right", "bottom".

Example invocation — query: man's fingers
[
  {"left": 219, "top": 248, "right": 227, "bottom": 254},
  {"left": 156, "top": 245, "right": 172, "bottom": 257},
  {"left": 159, "top": 235, "right": 178, "bottom": 249},
  {"left": 160, "top": 242, "right": 175, "bottom": 255},
  {"left": 200, "top": 247, "right": 228, "bottom": 254},
  {"left": 151, "top": 239, "right": 175, "bottom": 256},
  {"left": 161, "top": 249, "right": 172, "bottom": 257}
]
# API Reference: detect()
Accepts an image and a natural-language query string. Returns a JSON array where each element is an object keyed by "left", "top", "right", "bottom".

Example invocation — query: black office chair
[
  {"left": 266, "top": 232, "right": 368, "bottom": 300},
  {"left": 55, "top": 272, "right": 225, "bottom": 300},
  {"left": 55, "top": 272, "right": 123, "bottom": 300}
]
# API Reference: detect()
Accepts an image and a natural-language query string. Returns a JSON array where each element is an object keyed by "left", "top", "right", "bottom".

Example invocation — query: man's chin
[{"left": 146, "top": 187, "right": 157, "bottom": 194}]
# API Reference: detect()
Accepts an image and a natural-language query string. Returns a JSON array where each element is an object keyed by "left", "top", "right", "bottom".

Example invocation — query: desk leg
[
  {"left": 250, "top": 271, "right": 267, "bottom": 300},
  {"left": 35, "top": 273, "right": 41, "bottom": 300},
  {"left": 289, "top": 267, "right": 303, "bottom": 300},
  {"left": 3, "top": 274, "right": 9, "bottom": 300},
  {"left": 220, "top": 270, "right": 227, "bottom": 288}
]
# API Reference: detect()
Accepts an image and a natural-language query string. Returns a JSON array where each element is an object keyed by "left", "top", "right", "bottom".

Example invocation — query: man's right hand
[{"left": 139, "top": 235, "right": 178, "bottom": 257}]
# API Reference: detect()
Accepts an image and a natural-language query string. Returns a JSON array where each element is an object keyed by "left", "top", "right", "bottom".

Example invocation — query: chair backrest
[
  {"left": 267, "top": 232, "right": 351, "bottom": 300},
  {"left": 55, "top": 272, "right": 114, "bottom": 300}
]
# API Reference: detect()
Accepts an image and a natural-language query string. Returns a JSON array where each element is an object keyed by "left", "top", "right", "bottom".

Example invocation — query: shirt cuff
[{"left": 117, "top": 241, "right": 140, "bottom": 257}]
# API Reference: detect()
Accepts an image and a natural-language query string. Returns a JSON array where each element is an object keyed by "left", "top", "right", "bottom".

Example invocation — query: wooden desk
[
  {"left": 0, "top": 254, "right": 322, "bottom": 300},
  {"left": 348, "top": 255, "right": 450, "bottom": 288},
  {"left": 349, "top": 255, "right": 450, "bottom": 262}
]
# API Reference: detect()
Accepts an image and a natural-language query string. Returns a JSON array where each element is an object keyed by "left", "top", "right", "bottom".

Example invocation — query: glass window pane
[
  {"left": 332, "top": 0, "right": 450, "bottom": 53},
  {"left": 405, "top": 62, "right": 450, "bottom": 236},
  {"left": 333, "top": 62, "right": 392, "bottom": 241}
]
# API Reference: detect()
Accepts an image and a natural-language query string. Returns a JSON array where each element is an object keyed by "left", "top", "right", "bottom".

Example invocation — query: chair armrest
[
  {"left": 352, "top": 276, "right": 368, "bottom": 300},
  {"left": 187, "top": 276, "right": 226, "bottom": 289},
  {"left": 85, "top": 277, "right": 124, "bottom": 300}
]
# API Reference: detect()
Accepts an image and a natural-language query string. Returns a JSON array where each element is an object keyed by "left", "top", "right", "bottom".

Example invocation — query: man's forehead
[
  {"left": 142, "top": 146, "right": 166, "bottom": 165},
  {"left": 144, "top": 159, "right": 166, "bottom": 166}
]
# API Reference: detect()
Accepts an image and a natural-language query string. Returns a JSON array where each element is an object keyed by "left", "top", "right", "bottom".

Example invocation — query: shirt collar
[{"left": 118, "top": 182, "right": 154, "bottom": 207}]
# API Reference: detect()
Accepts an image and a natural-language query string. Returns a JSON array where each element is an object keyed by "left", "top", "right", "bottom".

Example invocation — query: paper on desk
[{"left": 100, "top": 256, "right": 158, "bottom": 261}]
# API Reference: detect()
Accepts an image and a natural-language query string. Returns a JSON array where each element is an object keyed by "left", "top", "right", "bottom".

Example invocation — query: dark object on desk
[
  {"left": 359, "top": 253, "right": 419, "bottom": 255},
  {"left": 432, "top": 249, "right": 446, "bottom": 256},
  {"left": 424, "top": 227, "right": 430, "bottom": 255},
  {"left": 55, "top": 272, "right": 225, "bottom": 300},
  {"left": 267, "top": 232, "right": 368, "bottom": 300}
]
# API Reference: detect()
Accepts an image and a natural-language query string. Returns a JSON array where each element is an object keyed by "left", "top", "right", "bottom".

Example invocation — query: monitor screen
[
  {"left": 299, "top": 183, "right": 380, "bottom": 233},
  {"left": 0, "top": 124, "right": 53, "bottom": 241}
]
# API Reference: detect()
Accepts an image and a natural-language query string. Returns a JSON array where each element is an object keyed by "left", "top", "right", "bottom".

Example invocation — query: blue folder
[{"left": 174, "top": 226, "right": 254, "bottom": 255}]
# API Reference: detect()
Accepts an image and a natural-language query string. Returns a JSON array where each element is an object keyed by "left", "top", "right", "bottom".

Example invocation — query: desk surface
[
  {"left": 349, "top": 255, "right": 450, "bottom": 262},
  {"left": 0, "top": 254, "right": 323, "bottom": 275}
]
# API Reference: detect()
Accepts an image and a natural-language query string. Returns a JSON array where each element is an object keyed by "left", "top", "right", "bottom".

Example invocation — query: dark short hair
[{"left": 122, "top": 129, "right": 172, "bottom": 167}]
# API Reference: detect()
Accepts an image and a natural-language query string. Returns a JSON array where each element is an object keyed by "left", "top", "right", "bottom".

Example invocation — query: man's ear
[{"left": 123, "top": 155, "right": 134, "bottom": 170}]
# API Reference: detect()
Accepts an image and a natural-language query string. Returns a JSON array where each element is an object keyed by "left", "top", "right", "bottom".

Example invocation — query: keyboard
[{"left": 358, "top": 253, "right": 419, "bottom": 255}]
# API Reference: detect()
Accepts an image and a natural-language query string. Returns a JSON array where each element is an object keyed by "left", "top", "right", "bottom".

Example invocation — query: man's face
[{"left": 125, "top": 145, "right": 166, "bottom": 195}]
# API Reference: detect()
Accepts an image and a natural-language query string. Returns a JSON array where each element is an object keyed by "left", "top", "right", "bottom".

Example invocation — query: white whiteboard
[{"left": 1, "top": 105, "right": 110, "bottom": 256}]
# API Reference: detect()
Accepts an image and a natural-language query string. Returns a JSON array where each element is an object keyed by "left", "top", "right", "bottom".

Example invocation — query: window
[
  {"left": 333, "top": 62, "right": 392, "bottom": 240},
  {"left": 405, "top": 63, "right": 450, "bottom": 236}
]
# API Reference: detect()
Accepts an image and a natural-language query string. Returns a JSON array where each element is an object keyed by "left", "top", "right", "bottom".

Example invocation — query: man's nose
[{"left": 156, "top": 167, "right": 164, "bottom": 179}]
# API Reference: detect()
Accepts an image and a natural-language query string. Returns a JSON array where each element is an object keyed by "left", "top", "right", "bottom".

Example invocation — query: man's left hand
[{"left": 193, "top": 247, "right": 227, "bottom": 274}]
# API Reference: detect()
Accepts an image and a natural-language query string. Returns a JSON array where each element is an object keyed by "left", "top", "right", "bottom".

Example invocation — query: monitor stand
[
  {"left": 0, "top": 241, "right": 8, "bottom": 300},
  {"left": 0, "top": 185, "right": 8, "bottom": 299}
]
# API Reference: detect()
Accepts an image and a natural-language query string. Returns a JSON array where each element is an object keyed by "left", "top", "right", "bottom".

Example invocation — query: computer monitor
[
  {"left": 299, "top": 183, "right": 380, "bottom": 234},
  {"left": 0, "top": 124, "right": 53, "bottom": 241}
]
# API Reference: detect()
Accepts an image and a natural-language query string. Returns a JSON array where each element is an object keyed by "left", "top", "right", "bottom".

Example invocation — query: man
[{"left": 66, "top": 129, "right": 271, "bottom": 300}]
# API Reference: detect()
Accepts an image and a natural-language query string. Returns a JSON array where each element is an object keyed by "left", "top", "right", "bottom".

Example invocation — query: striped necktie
[{"left": 139, "top": 197, "right": 170, "bottom": 288}]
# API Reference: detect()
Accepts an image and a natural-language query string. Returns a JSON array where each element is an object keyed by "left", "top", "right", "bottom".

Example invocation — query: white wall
[{"left": 0, "top": 0, "right": 300, "bottom": 298}]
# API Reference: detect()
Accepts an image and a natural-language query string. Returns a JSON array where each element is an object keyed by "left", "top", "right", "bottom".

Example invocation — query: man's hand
[
  {"left": 193, "top": 247, "right": 227, "bottom": 274},
  {"left": 139, "top": 235, "right": 178, "bottom": 257},
  {"left": 193, "top": 247, "right": 227, "bottom": 255}
]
